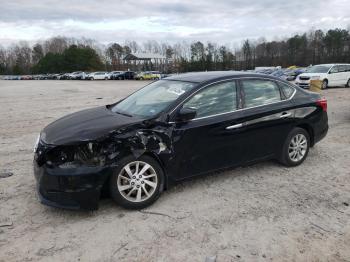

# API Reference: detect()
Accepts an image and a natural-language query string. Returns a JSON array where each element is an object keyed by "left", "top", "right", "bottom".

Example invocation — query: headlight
[
  {"left": 33, "top": 134, "right": 40, "bottom": 152},
  {"left": 311, "top": 76, "right": 320, "bottom": 80}
]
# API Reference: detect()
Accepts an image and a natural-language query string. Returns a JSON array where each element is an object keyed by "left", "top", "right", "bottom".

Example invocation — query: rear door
[
  {"left": 237, "top": 78, "right": 296, "bottom": 162},
  {"left": 338, "top": 65, "right": 349, "bottom": 86}
]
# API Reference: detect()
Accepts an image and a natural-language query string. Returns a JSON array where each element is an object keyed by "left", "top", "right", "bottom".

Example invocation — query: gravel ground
[{"left": 0, "top": 80, "right": 350, "bottom": 262}]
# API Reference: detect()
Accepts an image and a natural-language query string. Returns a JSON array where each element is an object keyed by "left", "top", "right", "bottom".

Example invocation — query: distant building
[{"left": 123, "top": 53, "right": 168, "bottom": 72}]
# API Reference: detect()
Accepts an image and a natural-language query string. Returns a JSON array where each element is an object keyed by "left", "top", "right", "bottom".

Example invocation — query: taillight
[{"left": 316, "top": 98, "right": 327, "bottom": 112}]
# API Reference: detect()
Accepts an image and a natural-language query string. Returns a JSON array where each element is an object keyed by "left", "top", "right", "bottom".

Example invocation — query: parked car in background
[
  {"left": 284, "top": 68, "right": 306, "bottom": 81},
  {"left": 109, "top": 71, "right": 135, "bottom": 80},
  {"left": 135, "top": 71, "right": 161, "bottom": 80},
  {"left": 86, "top": 72, "right": 108, "bottom": 80},
  {"left": 37, "top": 74, "right": 49, "bottom": 80},
  {"left": 122, "top": 71, "right": 135, "bottom": 80},
  {"left": 52, "top": 73, "right": 64, "bottom": 80},
  {"left": 270, "top": 68, "right": 306, "bottom": 82},
  {"left": 270, "top": 69, "right": 286, "bottom": 78},
  {"left": 255, "top": 66, "right": 280, "bottom": 75},
  {"left": 34, "top": 71, "right": 328, "bottom": 210},
  {"left": 108, "top": 71, "right": 124, "bottom": 80},
  {"left": 135, "top": 72, "right": 151, "bottom": 80},
  {"left": 255, "top": 68, "right": 278, "bottom": 75},
  {"left": 20, "top": 75, "right": 33, "bottom": 80},
  {"left": 295, "top": 64, "right": 350, "bottom": 89},
  {"left": 69, "top": 71, "right": 86, "bottom": 80}
]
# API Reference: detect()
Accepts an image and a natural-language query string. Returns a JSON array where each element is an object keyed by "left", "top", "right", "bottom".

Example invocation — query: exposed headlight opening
[{"left": 46, "top": 142, "right": 108, "bottom": 168}]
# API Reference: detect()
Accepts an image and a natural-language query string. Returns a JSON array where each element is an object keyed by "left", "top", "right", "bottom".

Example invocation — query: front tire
[
  {"left": 322, "top": 80, "right": 328, "bottom": 90},
  {"left": 109, "top": 155, "right": 164, "bottom": 209},
  {"left": 279, "top": 127, "right": 310, "bottom": 167}
]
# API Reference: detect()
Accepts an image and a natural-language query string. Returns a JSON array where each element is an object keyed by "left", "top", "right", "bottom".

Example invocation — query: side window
[
  {"left": 183, "top": 81, "right": 237, "bottom": 118},
  {"left": 338, "top": 65, "right": 346, "bottom": 72},
  {"left": 241, "top": 79, "right": 281, "bottom": 108},
  {"left": 279, "top": 82, "right": 295, "bottom": 99},
  {"left": 330, "top": 66, "right": 339, "bottom": 73}
]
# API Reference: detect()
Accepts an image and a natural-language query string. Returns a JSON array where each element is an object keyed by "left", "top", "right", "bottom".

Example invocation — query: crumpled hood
[{"left": 41, "top": 106, "right": 142, "bottom": 145}]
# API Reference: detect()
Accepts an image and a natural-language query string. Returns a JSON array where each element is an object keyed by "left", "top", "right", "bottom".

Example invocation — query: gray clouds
[{"left": 0, "top": 0, "right": 349, "bottom": 45}]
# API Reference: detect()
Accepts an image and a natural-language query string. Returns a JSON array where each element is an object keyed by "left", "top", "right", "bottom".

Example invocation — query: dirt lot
[{"left": 0, "top": 80, "right": 349, "bottom": 262}]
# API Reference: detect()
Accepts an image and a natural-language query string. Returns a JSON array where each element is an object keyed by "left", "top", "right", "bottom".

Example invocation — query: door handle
[
  {"left": 226, "top": 123, "right": 243, "bottom": 130},
  {"left": 280, "top": 112, "right": 292, "bottom": 118}
]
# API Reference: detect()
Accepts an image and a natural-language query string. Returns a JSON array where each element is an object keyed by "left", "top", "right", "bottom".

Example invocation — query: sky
[{"left": 0, "top": 0, "right": 349, "bottom": 46}]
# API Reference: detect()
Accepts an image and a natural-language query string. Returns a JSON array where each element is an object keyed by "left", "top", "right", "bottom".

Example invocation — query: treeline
[{"left": 0, "top": 28, "right": 349, "bottom": 74}]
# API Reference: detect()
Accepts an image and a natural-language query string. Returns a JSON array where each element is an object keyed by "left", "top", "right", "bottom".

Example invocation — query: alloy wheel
[
  {"left": 117, "top": 161, "right": 158, "bottom": 202},
  {"left": 288, "top": 134, "right": 308, "bottom": 162}
]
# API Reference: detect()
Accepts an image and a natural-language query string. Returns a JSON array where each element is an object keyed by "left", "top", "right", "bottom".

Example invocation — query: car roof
[{"left": 165, "top": 71, "right": 279, "bottom": 83}]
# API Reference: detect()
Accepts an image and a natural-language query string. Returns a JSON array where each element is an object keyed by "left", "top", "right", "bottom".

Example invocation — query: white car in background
[
  {"left": 87, "top": 72, "right": 108, "bottom": 80},
  {"left": 295, "top": 64, "right": 350, "bottom": 89},
  {"left": 69, "top": 71, "right": 86, "bottom": 80}
]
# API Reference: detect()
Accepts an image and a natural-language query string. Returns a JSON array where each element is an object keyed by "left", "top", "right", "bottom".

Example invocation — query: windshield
[
  {"left": 307, "top": 65, "right": 331, "bottom": 73},
  {"left": 111, "top": 80, "right": 196, "bottom": 118}
]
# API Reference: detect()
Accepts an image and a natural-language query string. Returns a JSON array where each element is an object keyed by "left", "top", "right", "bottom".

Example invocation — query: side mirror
[{"left": 176, "top": 107, "right": 197, "bottom": 122}]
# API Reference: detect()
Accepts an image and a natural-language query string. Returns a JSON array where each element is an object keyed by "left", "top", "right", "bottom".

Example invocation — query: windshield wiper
[{"left": 114, "top": 111, "right": 132, "bottom": 117}]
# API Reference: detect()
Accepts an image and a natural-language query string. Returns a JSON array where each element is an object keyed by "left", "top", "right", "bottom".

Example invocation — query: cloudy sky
[{"left": 0, "top": 0, "right": 349, "bottom": 46}]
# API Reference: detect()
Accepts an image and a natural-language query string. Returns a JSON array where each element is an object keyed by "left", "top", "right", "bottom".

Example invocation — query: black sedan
[
  {"left": 110, "top": 71, "right": 135, "bottom": 80},
  {"left": 33, "top": 71, "right": 328, "bottom": 210}
]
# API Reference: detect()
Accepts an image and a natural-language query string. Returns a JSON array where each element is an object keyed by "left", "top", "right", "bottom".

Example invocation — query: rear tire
[
  {"left": 346, "top": 79, "right": 350, "bottom": 88},
  {"left": 109, "top": 155, "right": 164, "bottom": 209},
  {"left": 279, "top": 127, "right": 310, "bottom": 167}
]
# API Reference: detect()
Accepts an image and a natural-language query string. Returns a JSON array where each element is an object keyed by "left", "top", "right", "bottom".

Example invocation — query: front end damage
[{"left": 33, "top": 125, "right": 173, "bottom": 210}]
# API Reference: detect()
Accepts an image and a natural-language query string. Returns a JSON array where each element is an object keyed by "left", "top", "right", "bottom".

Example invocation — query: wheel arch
[
  {"left": 101, "top": 151, "right": 168, "bottom": 197},
  {"left": 296, "top": 123, "right": 315, "bottom": 147},
  {"left": 139, "top": 152, "right": 168, "bottom": 191}
]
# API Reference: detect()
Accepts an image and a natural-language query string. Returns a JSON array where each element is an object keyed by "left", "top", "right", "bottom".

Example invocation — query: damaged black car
[{"left": 33, "top": 71, "right": 328, "bottom": 210}]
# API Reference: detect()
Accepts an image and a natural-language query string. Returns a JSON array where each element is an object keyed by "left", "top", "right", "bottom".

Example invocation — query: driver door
[{"left": 170, "top": 80, "right": 246, "bottom": 180}]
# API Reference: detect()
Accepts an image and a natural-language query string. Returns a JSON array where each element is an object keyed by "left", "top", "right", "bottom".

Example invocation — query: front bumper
[
  {"left": 34, "top": 161, "right": 112, "bottom": 210},
  {"left": 295, "top": 81, "right": 310, "bottom": 88}
]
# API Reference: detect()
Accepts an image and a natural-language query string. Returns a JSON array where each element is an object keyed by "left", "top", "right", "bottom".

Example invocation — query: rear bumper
[
  {"left": 313, "top": 112, "right": 328, "bottom": 145},
  {"left": 34, "top": 161, "right": 112, "bottom": 210},
  {"left": 314, "top": 122, "right": 328, "bottom": 145}
]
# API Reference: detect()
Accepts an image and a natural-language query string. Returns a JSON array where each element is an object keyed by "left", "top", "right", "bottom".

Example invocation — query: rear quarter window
[{"left": 279, "top": 82, "right": 295, "bottom": 99}]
